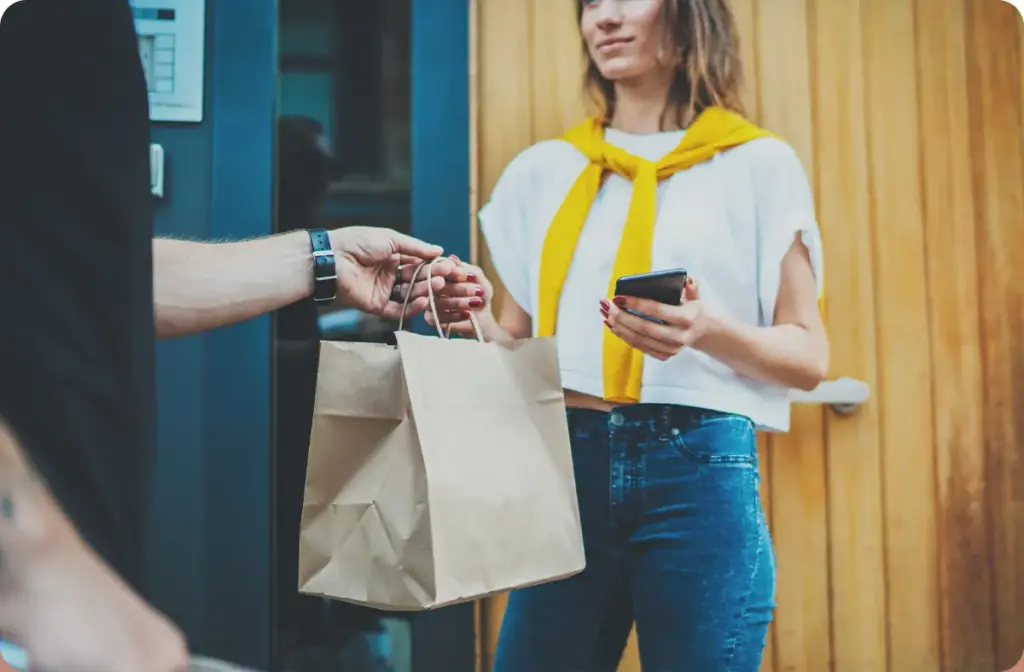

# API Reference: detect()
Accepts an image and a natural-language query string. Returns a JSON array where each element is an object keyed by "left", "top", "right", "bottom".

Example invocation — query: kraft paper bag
[{"left": 298, "top": 261, "right": 585, "bottom": 611}]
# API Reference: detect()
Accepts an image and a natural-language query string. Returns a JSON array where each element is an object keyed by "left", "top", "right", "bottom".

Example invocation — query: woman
[{"left": 431, "top": 0, "right": 827, "bottom": 669}]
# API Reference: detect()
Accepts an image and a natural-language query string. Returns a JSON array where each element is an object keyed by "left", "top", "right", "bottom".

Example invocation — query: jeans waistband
[{"left": 566, "top": 403, "right": 749, "bottom": 437}]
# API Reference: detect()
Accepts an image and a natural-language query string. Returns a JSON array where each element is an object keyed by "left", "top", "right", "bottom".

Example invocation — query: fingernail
[
  {"left": 476, "top": 286, "right": 486, "bottom": 297},
  {"left": 462, "top": 311, "right": 471, "bottom": 319},
  {"left": 600, "top": 307, "right": 609, "bottom": 317},
  {"left": 612, "top": 296, "right": 626, "bottom": 307},
  {"left": 466, "top": 272, "right": 478, "bottom": 282},
  {"left": 599, "top": 299, "right": 610, "bottom": 311},
  {"left": 603, "top": 319, "right": 611, "bottom": 328},
  {"left": 469, "top": 297, "right": 484, "bottom": 307}
]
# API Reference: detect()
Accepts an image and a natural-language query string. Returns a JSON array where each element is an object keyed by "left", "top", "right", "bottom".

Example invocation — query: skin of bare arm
[{"left": 0, "top": 422, "right": 189, "bottom": 672}]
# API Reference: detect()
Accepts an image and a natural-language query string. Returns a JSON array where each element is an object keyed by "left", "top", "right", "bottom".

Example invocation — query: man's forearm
[{"left": 153, "top": 232, "right": 314, "bottom": 339}]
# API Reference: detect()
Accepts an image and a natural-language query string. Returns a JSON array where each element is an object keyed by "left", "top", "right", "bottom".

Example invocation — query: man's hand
[{"left": 330, "top": 227, "right": 469, "bottom": 319}]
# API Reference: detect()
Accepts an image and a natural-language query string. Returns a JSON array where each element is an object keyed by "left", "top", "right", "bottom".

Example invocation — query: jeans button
[{"left": 609, "top": 412, "right": 624, "bottom": 427}]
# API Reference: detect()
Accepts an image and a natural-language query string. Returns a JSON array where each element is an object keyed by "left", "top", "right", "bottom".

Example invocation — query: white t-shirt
[{"left": 478, "top": 128, "right": 823, "bottom": 432}]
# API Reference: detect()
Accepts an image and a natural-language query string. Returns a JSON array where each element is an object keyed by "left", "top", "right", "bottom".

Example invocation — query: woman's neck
[{"left": 608, "top": 70, "right": 678, "bottom": 135}]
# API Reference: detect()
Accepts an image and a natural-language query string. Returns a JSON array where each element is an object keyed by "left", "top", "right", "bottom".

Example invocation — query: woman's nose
[{"left": 593, "top": 0, "right": 624, "bottom": 27}]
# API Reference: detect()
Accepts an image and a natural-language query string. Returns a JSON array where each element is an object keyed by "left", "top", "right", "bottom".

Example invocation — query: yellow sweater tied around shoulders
[{"left": 535, "top": 106, "right": 819, "bottom": 404}]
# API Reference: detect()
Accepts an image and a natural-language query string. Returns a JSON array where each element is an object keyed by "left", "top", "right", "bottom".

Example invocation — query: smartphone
[{"left": 613, "top": 268, "right": 688, "bottom": 323}]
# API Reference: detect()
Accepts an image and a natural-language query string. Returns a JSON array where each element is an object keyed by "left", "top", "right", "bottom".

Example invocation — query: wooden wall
[{"left": 470, "top": 0, "right": 1024, "bottom": 670}]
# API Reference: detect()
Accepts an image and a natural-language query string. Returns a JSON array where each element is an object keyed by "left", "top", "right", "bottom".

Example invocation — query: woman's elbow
[
  {"left": 790, "top": 362, "right": 828, "bottom": 391},
  {"left": 791, "top": 342, "right": 830, "bottom": 391}
]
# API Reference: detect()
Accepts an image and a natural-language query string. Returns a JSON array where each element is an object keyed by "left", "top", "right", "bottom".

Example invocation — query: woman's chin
[{"left": 595, "top": 58, "right": 649, "bottom": 83}]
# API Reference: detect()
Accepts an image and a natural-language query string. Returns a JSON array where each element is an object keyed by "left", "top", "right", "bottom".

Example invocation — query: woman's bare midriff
[{"left": 564, "top": 389, "right": 618, "bottom": 412}]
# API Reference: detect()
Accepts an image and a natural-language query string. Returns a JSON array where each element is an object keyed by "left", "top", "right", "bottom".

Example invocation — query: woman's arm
[
  {"left": 695, "top": 237, "right": 828, "bottom": 390},
  {"left": 604, "top": 236, "right": 828, "bottom": 391},
  {"left": 606, "top": 139, "right": 828, "bottom": 391},
  {"left": 476, "top": 292, "right": 532, "bottom": 342},
  {"left": 425, "top": 259, "right": 533, "bottom": 342}
]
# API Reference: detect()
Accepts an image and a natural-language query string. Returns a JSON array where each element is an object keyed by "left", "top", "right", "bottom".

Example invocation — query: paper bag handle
[{"left": 397, "top": 258, "right": 484, "bottom": 342}]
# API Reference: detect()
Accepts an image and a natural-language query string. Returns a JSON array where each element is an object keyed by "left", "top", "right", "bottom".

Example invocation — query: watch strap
[{"left": 307, "top": 229, "right": 337, "bottom": 304}]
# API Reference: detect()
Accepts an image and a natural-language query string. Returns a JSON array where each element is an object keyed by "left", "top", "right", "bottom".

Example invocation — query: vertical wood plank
[
  {"left": 530, "top": 0, "right": 588, "bottom": 140},
  {"left": 754, "top": 2, "right": 831, "bottom": 670},
  {"left": 914, "top": 0, "right": 993, "bottom": 669},
  {"left": 859, "top": 1, "right": 940, "bottom": 670},
  {"left": 616, "top": 622, "right": 641, "bottom": 671},
  {"left": 808, "top": 0, "right": 889, "bottom": 670},
  {"left": 966, "top": 1, "right": 1024, "bottom": 668},
  {"left": 731, "top": 0, "right": 763, "bottom": 121},
  {"left": 475, "top": 0, "right": 534, "bottom": 317},
  {"left": 475, "top": 1, "right": 535, "bottom": 665}
]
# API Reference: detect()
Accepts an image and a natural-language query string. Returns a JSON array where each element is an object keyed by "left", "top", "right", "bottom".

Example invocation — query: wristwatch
[{"left": 307, "top": 228, "right": 337, "bottom": 304}]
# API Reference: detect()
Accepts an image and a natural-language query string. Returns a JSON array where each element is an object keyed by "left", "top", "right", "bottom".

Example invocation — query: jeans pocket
[{"left": 670, "top": 414, "right": 756, "bottom": 467}]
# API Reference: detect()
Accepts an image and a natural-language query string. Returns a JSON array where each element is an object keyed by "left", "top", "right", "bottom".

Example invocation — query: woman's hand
[
  {"left": 601, "top": 276, "right": 705, "bottom": 361},
  {"left": 424, "top": 255, "right": 494, "bottom": 337}
]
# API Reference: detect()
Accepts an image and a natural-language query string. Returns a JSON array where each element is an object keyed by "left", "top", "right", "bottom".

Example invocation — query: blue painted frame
[
  {"left": 410, "top": 0, "right": 471, "bottom": 261},
  {"left": 408, "top": 0, "right": 472, "bottom": 347},
  {"left": 407, "top": 0, "right": 478, "bottom": 667},
  {"left": 201, "top": 0, "right": 277, "bottom": 667}
]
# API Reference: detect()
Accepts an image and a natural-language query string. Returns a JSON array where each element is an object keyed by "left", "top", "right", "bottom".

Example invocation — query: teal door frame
[
  {"left": 148, "top": 0, "right": 475, "bottom": 669},
  {"left": 405, "top": 0, "right": 478, "bottom": 666}
]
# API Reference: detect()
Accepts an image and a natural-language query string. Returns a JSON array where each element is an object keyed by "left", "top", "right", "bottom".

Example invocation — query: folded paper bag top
[{"left": 298, "top": 258, "right": 585, "bottom": 610}]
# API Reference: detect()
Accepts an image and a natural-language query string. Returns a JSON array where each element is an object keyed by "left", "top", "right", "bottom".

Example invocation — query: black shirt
[{"left": 0, "top": 0, "right": 157, "bottom": 592}]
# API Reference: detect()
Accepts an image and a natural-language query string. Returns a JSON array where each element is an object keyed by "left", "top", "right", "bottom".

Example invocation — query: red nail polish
[
  {"left": 603, "top": 319, "right": 612, "bottom": 328},
  {"left": 462, "top": 311, "right": 471, "bottom": 319},
  {"left": 612, "top": 296, "right": 626, "bottom": 307},
  {"left": 599, "top": 307, "right": 609, "bottom": 317},
  {"left": 599, "top": 299, "right": 610, "bottom": 310},
  {"left": 476, "top": 286, "right": 486, "bottom": 297},
  {"left": 466, "top": 272, "right": 478, "bottom": 282},
  {"left": 469, "top": 297, "right": 484, "bottom": 307}
]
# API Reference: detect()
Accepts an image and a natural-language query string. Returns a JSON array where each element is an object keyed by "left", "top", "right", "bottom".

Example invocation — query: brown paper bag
[{"left": 298, "top": 261, "right": 585, "bottom": 611}]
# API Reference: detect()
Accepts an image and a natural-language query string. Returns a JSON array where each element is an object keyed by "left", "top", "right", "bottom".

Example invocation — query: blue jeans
[{"left": 494, "top": 404, "right": 775, "bottom": 672}]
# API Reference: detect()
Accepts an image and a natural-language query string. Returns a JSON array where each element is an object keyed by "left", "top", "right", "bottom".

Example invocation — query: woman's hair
[{"left": 577, "top": 0, "right": 745, "bottom": 129}]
